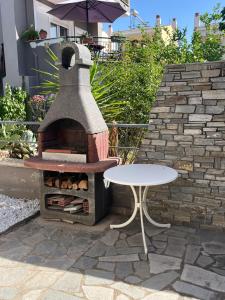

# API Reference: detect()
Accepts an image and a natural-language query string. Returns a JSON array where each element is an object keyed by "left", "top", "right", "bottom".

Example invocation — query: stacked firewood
[{"left": 44, "top": 175, "right": 88, "bottom": 191}]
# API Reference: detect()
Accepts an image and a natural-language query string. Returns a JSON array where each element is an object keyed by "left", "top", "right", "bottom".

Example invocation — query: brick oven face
[
  {"left": 38, "top": 119, "right": 87, "bottom": 154},
  {"left": 38, "top": 118, "right": 109, "bottom": 163}
]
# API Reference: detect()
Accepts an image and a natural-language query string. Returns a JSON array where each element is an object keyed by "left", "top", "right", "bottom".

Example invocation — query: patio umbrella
[{"left": 48, "top": 0, "right": 126, "bottom": 32}]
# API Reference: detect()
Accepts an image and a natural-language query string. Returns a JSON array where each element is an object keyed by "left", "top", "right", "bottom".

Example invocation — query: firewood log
[
  {"left": 67, "top": 178, "right": 73, "bottom": 189},
  {"left": 61, "top": 180, "right": 68, "bottom": 189},
  {"left": 72, "top": 181, "right": 79, "bottom": 190},
  {"left": 55, "top": 178, "right": 60, "bottom": 188},
  {"left": 78, "top": 180, "right": 88, "bottom": 190},
  {"left": 45, "top": 177, "right": 55, "bottom": 187}
]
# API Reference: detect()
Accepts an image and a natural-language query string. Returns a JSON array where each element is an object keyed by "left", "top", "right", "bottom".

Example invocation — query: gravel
[{"left": 0, "top": 194, "right": 39, "bottom": 233}]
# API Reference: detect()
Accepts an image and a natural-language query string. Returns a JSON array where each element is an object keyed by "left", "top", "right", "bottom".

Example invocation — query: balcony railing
[{"left": 29, "top": 35, "right": 126, "bottom": 61}]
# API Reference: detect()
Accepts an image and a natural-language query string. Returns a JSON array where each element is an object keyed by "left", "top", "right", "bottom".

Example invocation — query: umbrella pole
[{"left": 86, "top": 0, "right": 89, "bottom": 34}]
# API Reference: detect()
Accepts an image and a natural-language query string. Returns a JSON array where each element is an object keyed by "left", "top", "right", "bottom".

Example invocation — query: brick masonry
[{"left": 136, "top": 60, "right": 225, "bottom": 229}]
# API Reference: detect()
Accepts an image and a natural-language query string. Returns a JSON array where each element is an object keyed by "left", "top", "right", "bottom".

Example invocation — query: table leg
[
  {"left": 142, "top": 186, "right": 171, "bottom": 228},
  {"left": 110, "top": 185, "right": 138, "bottom": 229},
  {"left": 139, "top": 186, "right": 148, "bottom": 254}
]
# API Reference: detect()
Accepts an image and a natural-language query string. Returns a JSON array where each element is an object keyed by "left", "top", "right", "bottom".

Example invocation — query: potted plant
[
  {"left": 20, "top": 25, "right": 39, "bottom": 42},
  {"left": 80, "top": 32, "right": 93, "bottom": 44},
  {"left": 111, "top": 34, "right": 126, "bottom": 43}
]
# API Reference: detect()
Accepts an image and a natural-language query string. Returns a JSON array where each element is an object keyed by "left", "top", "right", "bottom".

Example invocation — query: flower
[{"left": 32, "top": 95, "right": 45, "bottom": 103}]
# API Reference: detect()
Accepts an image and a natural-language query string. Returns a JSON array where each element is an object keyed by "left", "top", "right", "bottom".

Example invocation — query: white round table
[{"left": 104, "top": 164, "right": 178, "bottom": 254}]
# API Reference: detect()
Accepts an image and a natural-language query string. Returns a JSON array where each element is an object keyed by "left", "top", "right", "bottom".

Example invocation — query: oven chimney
[
  {"left": 194, "top": 12, "right": 200, "bottom": 30},
  {"left": 156, "top": 15, "right": 161, "bottom": 27},
  {"left": 172, "top": 18, "right": 177, "bottom": 30}
]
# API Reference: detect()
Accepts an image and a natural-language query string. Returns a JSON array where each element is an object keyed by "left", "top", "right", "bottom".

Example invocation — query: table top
[{"left": 104, "top": 164, "right": 178, "bottom": 186}]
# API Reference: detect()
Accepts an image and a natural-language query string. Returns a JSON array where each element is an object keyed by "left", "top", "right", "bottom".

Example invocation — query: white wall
[
  {"left": 34, "top": 0, "right": 75, "bottom": 37},
  {"left": 0, "top": 0, "right": 22, "bottom": 87}
]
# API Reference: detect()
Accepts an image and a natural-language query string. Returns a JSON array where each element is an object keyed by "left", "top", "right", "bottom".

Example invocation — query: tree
[{"left": 219, "top": 6, "right": 225, "bottom": 31}]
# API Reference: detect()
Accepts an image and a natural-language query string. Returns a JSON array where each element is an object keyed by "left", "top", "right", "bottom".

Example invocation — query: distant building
[{"left": 112, "top": 15, "right": 178, "bottom": 44}]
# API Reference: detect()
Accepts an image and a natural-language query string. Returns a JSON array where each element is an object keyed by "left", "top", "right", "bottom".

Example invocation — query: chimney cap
[
  {"left": 156, "top": 15, "right": 160, "bottom": 18},
  {"left": 172, "top": 17, "right": 176, "bottom": 21},
  {"left": 195, "top": 12, "right": 200, "bottom": 16}
]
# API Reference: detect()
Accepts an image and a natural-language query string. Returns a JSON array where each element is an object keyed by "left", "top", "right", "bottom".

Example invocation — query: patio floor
[{"left": 0, "top": 215, "right": 225, "bottom": 300}]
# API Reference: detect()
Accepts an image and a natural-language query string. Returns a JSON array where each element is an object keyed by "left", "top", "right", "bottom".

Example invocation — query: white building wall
[
  {"left": 34, "top": 0, "right": 75, "bottom": 37},
  {"left": 0, "top": 0, "right": 22, "bottom": 87}
]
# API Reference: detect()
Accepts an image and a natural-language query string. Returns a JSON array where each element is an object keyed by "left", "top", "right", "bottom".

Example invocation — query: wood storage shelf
[{"left": 40, "top": 170, "right": 111, "bottom": 225}]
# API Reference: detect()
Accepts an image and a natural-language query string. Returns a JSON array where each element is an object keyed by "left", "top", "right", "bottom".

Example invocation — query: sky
[{"left": 105, "top": 0, "right": 225, "bottom": 39}]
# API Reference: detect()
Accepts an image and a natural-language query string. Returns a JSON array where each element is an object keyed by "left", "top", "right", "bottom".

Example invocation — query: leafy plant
[
  {"left": 21, "top": 25, "right": 39, "bottom": 41},
  {"left": 0, "top": 84, "right": 26, "bottom": 138},
  {"left": 219, "top": 6, "right": 225, "bottom": 31},
  {"left": 33, "top": 47, "right": 59, "bottom": 95},
  {"left": 33, "top": 47, "right": 127, "bottom": 122}
]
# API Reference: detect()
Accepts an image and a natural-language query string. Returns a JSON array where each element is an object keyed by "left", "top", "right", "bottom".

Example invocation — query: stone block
[
  {"left": 151, "top": 107, "right": 170, "bottom": 113},
  {"left": 181, "top": 264, "right": 225, "bottom": 293},
  {"left": 167, "top": 124, "right": 178, "bottom": 129},
  {"left": 202, "top": 69, "right": 221, "bottom": 77},
  {"left": 147, "top": 132, "right": 159, "bottom": 139},
  {"left": 212, "top": 82, "right": 225, "bottom": 89},
  {"left": 188, "top": 97, "right": 202, "bottom": 104},
  {"left": 184, "top": 129, "right": 202, "bottom": 135},
  {"left": 207, "top": 122, "right": 225, "bottom": 127},
  {"left": 175, "top": 105, "right": 195, "bottom": 113},
  {"left": 158, "top": 113, "right": 182, "bottom": 119},
  {"left": 174, "top": 135, "right": 192, "bottom": 142},
  {"left": 212, "top": 215, "right": 225, "bottom": 227},
  {"left": 194, "top": 139, "right": 214, "bottom": 146},
  {"left": 203, "top": 90, "right": 225, "bottom": 100},
  {"left": 178, "top": 90, "right": 201, "bottom": 96},
  {"left": 174, "top": 161, "right": 193, "bottom": 172},
  {"left": 181, "top": 71, "right": 201, "bottom": 79},
  {"left": 186, "top": 63, "right": 208, "bottom": 71},
  {"left": 203, "top": 99, "right": 218, "bottom": 105},
  {"left": 158, "top": 86, "right": 171, "bottom": 92},
  {"left": 167, "top": 141, "right": 178, "bottom": 146},
  {"left": 189, "top": 114, "right": 212, "bottom": 122},
  {"left": 163, "top": 73, "right": 175, "bottom": 81},
  {"left": 148, "top": 254, "right": 182, "bottom": 274},
  {"left": 151, "top": 140, "right": 166, "bottom": 146},
  {"left": 161, "top": 130, "right": 177, "bottom": 135},
  {"left": 206, "top": 146, "right": 221, "bottom": 152},
  {"left": 147, "top": 152, "right": 165, "bottom": 159},
  {"left": 167, "top": 81, "right": 187, "bottom": 86},
  {"left": 206, "top": 106, "right": 224, "bottom": 114},
  {"left": 171, "top": 85, "right": 192, "bottom": 92},
  {"left": 211, "top": 76, "right": 225, "bottom": 82},
  {"left": 173, "top": 280, "right": 217, "bottom": 300}
]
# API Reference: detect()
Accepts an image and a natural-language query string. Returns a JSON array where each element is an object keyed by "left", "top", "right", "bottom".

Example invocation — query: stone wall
[{"left": 137, "top": 60, "right": 225, "bottom": 229}]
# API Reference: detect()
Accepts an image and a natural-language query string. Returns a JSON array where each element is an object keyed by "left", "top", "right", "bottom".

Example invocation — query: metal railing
[
  {"left": 29, "top": 35, "right": 126, "bottom": 61},
  {"left": 0, "top": 121, "right": 148, "bottom": 163}
]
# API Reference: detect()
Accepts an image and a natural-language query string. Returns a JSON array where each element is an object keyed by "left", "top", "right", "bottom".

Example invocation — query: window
[
  {"left": 50, "top": 23, "right": 57, "bottom": 38},
  {"left": 50, "top": 23, "right": 69, "bottom": 38},
  {"left": 60, "top": 26, "right": 68, "bottom": 37}
]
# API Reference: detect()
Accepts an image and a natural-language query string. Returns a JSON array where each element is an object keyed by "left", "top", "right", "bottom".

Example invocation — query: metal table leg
[
  {"left": 110, "top": 185, "right": 138, "bottom": 229},
  {"left": 142, "top": 186, "right": 171, "bottom": 228},
  {"left": 110, "top": 185, "right": 148, "bottom": 254},
  {"left": 110, "top": 185, "right": 171, "bottom": 254}
]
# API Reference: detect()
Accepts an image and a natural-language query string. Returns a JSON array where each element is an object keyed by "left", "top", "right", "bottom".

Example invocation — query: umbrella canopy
[{"left": 48, "top": 0, "right": 126, "bottom": 26}]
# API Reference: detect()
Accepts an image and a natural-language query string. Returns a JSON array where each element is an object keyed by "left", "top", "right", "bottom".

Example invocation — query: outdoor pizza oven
[
  {"left": 38, "top": 43, "right": 109, "bottom": 163},
  {"left": 25, "top": 43, "right": 118, "bottom": 225}
]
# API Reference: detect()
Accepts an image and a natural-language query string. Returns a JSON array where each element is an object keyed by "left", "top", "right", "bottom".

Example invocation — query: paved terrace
[{"left": 0, "top": 215, "right": 225, "bottom": 300}]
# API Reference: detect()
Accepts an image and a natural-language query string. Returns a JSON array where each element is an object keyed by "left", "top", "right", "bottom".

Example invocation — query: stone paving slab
[{"left": 0, "top": 215, "right": 225, "bottom": 300}]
